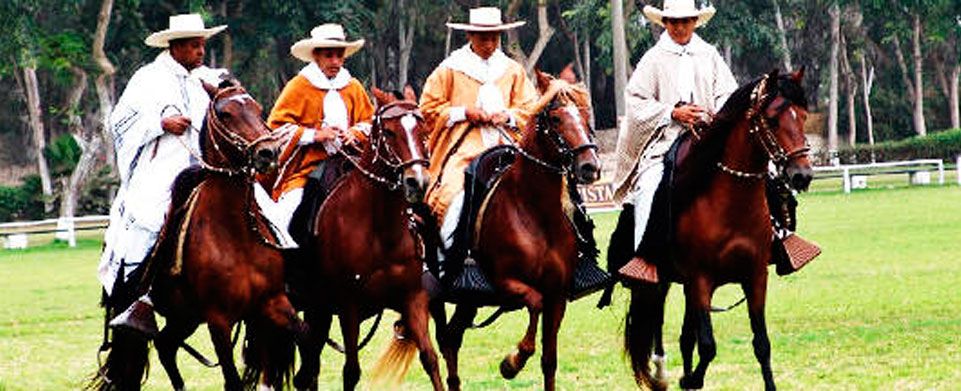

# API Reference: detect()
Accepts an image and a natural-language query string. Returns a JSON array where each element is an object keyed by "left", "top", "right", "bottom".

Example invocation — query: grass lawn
[{"left": 1, "top": 185, "right": 959, "bottom": 390}]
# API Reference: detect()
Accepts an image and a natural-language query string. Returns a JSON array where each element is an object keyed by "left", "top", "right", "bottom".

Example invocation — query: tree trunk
[
  {"left": 772, "top": 0, "right": 793, "bottom": 72},
  {"left": 910, "top": 13, "right": 926, "bottom": 136},
  {"left": 504, "top": 0, "right": 554, "bottom": 73},
  {"left": 22, "top": 66, "right": 55, "bottom": 214},
  {"left": 859, "top": 53, "right": 876, "bottom": 157},
  {"left": 611, "top": 0, "right": 628, "bottom": 117},
  {"left": 840, "top": 34, "right": 856, "bottom": 146},
  {"left": 951, "top": 64, "right": 960, "bottom": 129},
  {"left": 220, "top": 0, "right": 234, "bottom": 69},
  {"left": 61, "top": 67, "right": 102, "bottom": 221},
  {"left": 827, "top": 3, "right": 840, "bottom": 155},
  {"left": 397, "top": 0, "right": 414, "bottom": 89},
  {"left": 93, "top": 0, "right": 116, "bottom": 173}
]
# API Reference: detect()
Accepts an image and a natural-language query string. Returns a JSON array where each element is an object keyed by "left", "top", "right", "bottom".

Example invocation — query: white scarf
[
  {"left": 656, "top": 32, "right": 710, "bottom": 103},
  {"left": 299, "top": 63, "right": 351, "bottom": 131},
  {"left": 440, "top": 44, "right": 512, "bottom": 146}
]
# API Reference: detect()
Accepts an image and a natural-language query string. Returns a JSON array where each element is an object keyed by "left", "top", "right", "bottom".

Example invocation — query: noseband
[
  {"left": 505, "top": 98, "right": 598, "bottom": 175},
  {"left": 345, "top": 101, "right": 430, "bottom": 190},
  {"left": 202, "top": 86, "right": 288, "bottom": 177}
]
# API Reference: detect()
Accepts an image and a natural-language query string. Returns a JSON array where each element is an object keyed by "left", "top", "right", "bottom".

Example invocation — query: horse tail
[
  {"left": 241, "top": 318, "right": 295, "bottom": 390},
  {"left": 624, "top": 283, "right": 668, "bottom": 391},
  {"left": 369, "top": 325, "right": 418, "bottom": 388}
]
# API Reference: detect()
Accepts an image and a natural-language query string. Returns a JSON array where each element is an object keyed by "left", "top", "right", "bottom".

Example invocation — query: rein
[{"left": 495, "top": 98, "right": 598, "bottom": 175}]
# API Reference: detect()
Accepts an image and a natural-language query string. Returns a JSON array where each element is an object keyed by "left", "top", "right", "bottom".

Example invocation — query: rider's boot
[{"left": 109, "top": 294, "right": 159, "bottom": 337}]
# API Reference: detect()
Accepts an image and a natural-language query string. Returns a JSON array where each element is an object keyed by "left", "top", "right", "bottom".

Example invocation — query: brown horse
[
  {"left": 290, "top": 87, "right": 444, "bottom": 391},
  {"left": 429, "top": 71, "right": 601, "bottom": 391},
  {"left": 623, "top": 69, "right": 813, "bottom": 391},
  {"left": 92, "top": 82, "right": 305, "bottom": 390}
]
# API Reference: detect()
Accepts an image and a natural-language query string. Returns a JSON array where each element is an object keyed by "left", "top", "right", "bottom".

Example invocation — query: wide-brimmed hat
[
  {"left": 145, "top": 14, "right": 227, "bottom": 48},
  {"left": 290, "top": 24, "right": 365, "bottom": 62},
  {"left": 643, "top": 0, "right": 716, "bottom": 28},
  {"left": 446, "top": 7, "right": 525, "bottom": 32}
]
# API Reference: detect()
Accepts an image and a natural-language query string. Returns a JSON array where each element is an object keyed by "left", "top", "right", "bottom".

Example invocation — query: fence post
[
  {"left": 957, "top": 155, "right": 960, "bottom": 186},
  {"left": 843, "top": 167, "right": 851, "bottom": 193},
  {"left": 55, "top": 217, "right": 77, "bottom": 248}
]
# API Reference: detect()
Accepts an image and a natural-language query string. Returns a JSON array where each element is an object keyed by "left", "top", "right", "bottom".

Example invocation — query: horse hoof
[
  {"left": 679, "top": 375, "right": 704, "bottom": 390},
  {"left": 499, "top": 354, "right": 520, "bottom": 379}
]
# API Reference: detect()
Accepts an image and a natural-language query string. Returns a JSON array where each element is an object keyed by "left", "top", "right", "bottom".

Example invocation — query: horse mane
[{"left": 677, "top": 73, "right": 807, "bottom": 197}]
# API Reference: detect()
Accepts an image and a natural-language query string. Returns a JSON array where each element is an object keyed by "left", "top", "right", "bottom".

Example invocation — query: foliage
[
  {"left": 44, "top": 134, "right": 82, "bottom": 178},
  {"left": 0, "top": 175, "right": 46, "bottom": 222},
  {"left": 831, "top": 128, "right": 961, "bottom": 163}
]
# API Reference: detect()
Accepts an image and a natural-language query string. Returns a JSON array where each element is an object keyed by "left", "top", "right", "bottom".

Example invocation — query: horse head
[
  {"left": 533, "top": 69, "right": 601, "bottom": 185},
  {"left": 750, "top": 68, "right": 813, "bottom": 191},
  {"left": 202, "top": 79, "right": 285, "bottom": 175},
  {"left": 370, "top": 86, "right": 430, "bottom": 203}
]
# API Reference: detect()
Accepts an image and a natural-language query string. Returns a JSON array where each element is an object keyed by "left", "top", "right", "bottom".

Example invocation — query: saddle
[{"left": 289, "top": 153, "right": 354, "bottom": 246}]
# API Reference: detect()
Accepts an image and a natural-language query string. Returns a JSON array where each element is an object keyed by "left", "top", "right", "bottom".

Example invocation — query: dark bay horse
[
  {"left": 290, "top": 88, "right": 444, "bottom": 390},
  {"left": 624, "top": 69, "right": 813, "bottom": 391},
  {"left": 430, "top": 71, "right": 601, "bottom": 391},
  {"left": 93, "top": 83, "right": 305, "bottom": 390}
]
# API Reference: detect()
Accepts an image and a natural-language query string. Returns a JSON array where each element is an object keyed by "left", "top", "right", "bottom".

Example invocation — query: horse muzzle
[
  {"left": 575, "top": 153, "right": 601, "bottom": 185},
  {"left": 252, "top": 145, "right": 279, "bottom": 174},
  {"left": 785, "top": 162, "right": 813, "bottom": 192},
  {"left": 402, "top": 165, "right": 430, "bottom": 203}
]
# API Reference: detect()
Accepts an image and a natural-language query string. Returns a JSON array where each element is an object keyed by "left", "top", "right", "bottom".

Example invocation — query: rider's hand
[
  {"left": 465, "top": 107, "right": 490, "bottom": 125},
  {"left": 489, "top": 111, "right": 510, "bottom": 127},
  {"left": 314, "top": 126, "right": 341, "bottom": 143},
  {"left": 161, "top": 115, "right": 192, "bottom": 136},
  {"left": 338, "top": 128, "right": 357, "bottom": 146},
  {"left": 671, "top": 104, "right": 708, "bottom": 127}
]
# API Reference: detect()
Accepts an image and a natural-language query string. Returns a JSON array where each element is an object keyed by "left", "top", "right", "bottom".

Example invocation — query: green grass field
[{"left": 2, "top": 184, "right": 960, "bottom": 390}]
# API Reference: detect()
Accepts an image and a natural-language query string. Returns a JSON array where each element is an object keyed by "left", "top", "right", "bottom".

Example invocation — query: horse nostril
[
  {"left": 257, "top": 148, "right": 276, "bottom": 161},
  {"left": 405, "top": 176, "right": 422, "bottom": 191}
]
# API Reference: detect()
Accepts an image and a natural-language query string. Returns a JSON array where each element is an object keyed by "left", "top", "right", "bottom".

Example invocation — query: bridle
[
  {"left": 343, "top": 101, "right": 430, "bottom": 191},
  {"left": 500, "top": 96, "right": 598, "bottom": 175},
  {"left": 201, "top": 86, "right": 291, "bottom": 177},
  {"left": 717, "top": 75, "right": 810, "bottom": 181}
]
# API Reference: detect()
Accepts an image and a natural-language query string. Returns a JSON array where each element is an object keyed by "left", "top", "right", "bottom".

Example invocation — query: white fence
[
  {"left": 0, "top": 215, "right": 109, "bottom": 249},
  {"left": 812, "top": 159, "right": 950, "bottom": 193}
]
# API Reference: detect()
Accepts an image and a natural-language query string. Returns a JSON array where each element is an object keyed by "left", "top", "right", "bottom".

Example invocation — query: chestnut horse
[
  {"left": 290, "top": 88, "right": 444, "bottom": 390},
  {"left": 623, "top": 69, "right": 813, "bottom": 391},
  {"left": 429, "top": 71, "right": 601, "bottom": 391},
  {"left": 93, "top": 82, "right": 305, "bottom": 390}
]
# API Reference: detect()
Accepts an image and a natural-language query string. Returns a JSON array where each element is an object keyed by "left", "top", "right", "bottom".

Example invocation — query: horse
[
  {"left": 622, "top": 68, "right": 813, "bottom": 391},
  {"left": 289, "top": 87, "right": 444, "bottom": 391},
  {"left": 92, "top": 81, "right": 306, "bottom": 390},
  {"left": 428, "top": 70, "right": 601, "bottom": 391}
]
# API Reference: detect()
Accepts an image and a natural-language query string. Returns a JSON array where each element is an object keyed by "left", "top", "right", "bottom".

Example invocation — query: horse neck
[
  {"left": 506, "top": 124, "right": 565, "bottom": 206},
  {"left": 710, "top": 119, "right": 769, "bottom": 206}
]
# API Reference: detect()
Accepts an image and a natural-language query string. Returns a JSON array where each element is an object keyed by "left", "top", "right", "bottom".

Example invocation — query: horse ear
[
  {"left": 201, "top": 81, "right": 218, "bottom": 98},
  {"left": 371, "top": 86, "right": 393, "bottom": 106},
  {"left": 534, "top": 69, "right": 553, "bottom": 93},
  {"left": 559, "top": 63, "right": 578, "bottom": 84},
  {"left": 791, "top": 66, "right": 806, "bottom": 83},
  {"left": 403, "top": 85, "right": 417, "bottom": 102}
]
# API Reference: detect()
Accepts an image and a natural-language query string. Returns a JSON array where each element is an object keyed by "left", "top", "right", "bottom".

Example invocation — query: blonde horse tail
[{"left": 369, "top": 322, "right": 418, "bottom": 388}]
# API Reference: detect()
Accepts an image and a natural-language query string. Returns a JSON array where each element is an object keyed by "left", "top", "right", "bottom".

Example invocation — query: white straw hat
[
  {"left": 144, "top": 14, "right": 227, "bottom": 48},
  {"left": 446, "top": 7, "right": 526, "bottom": 32},
  {"left": 643, "top": 0, "right": 716, "bottom": 28},
  {"left": 290, "top": 24, "right": 365, "bottom": 62}
]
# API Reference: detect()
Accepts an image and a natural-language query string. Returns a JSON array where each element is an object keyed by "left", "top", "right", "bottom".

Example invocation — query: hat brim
[
  {"left": 290, "top": 38, "right": 365, "bottom": 62},
  {"left": 642, "top": 5, "right": 715, "bottom": 28},
  {"left": 446, "top": 21, "right": 526, "bottom": 32},
  {"left": 145, "top": 25, "right": 227, "bottom": 48}
]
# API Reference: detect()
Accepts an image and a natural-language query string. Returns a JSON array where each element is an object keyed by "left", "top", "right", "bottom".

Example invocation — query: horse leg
[
  {"left": 653, "top": 283, "right": 670, "bottom": 382},
  {"left": 539, "top": 297, "right": 566, "bottom": 391},
  {"left": 678, "top": 300, "right": 697, "bottom": 381},
  {"left": 679, "top": 281, "right": 716, "bottom": 390},
  {"left": 155, "top": 317, "right": 199, "bottom": 391},
  {"left": 294, "top": 309, "right": 332, "bottom": 391},
  {"left": 404, "top": 291, "right": 444, "bottom": 391},
  {"left": 743, "top": 277, "right": 776, "bottom": 391},
  {"left": 499, "top": 279, "right": 543, "bottom": 380},
  {"left": 440, "top": 304, "right": 477, "bottom": 391},
  {"left": 339, "top": 305, "right": 362, "bottom": 391},
  {"left": 208, "top": 317, "right": 242, "bottom": 391}
]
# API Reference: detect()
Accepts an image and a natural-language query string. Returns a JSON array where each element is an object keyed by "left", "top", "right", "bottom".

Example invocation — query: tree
[
  {"left": 505, "top": 0, "right": 556, "bottom": 73},
  {"left": 828, "top": 3, "right": 841, "bottom": 154},
  {"left": 610, "top": 0, "right": 628, "bottom": 117}
]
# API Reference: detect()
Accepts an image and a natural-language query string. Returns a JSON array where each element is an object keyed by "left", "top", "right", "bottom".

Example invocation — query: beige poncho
[{"left": 612, "top": 32, "right": 737, "bottom": 202}]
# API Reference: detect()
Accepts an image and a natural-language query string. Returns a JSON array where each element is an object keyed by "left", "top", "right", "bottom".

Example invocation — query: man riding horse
[
  {"left": 419, "top": 7, "right": 607, "bottom": 297},
  {"left": 612, "top": 0, "right": 820, "bottom": 284},
  {"left": 101, "top": 14, "right": 229, "bottom": 335},
  {"left": 258, "top": 23, "right": 374, "bottom": 252}
]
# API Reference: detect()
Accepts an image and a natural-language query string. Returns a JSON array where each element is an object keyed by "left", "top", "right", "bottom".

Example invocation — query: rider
[
  {"left": 259, "top": 23, "right": 374, "bottom": 250},
  {"left": 100, "top": 14, "right": 228, "bottom": 335},
  {"left": 612, "top": 0, "right": 819, "bottom": 283},
  {"left": 420, "top": 7, "right": 607, "bottom": 295}
]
